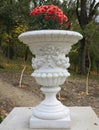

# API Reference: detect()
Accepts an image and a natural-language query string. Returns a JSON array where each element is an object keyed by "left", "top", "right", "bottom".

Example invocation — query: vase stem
[{"left": 32, "top": 86, "right": 70, "bottom": 120}]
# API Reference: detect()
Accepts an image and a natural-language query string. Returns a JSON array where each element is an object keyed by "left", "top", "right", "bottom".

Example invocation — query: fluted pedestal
[{"left": 19, "top": 30, "right": 83, "bottom": 128}]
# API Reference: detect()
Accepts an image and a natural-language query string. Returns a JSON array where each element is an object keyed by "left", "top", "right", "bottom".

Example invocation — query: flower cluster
[{"left": 30, "top": 5, "right": 70, "bottom": 30}]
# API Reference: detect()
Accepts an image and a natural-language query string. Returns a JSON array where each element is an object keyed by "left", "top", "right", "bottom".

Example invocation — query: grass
[
  {"left": 0, "top": 116, "right": 3, "bottom": 123},
  {"left": 0, "top": 63, "right": 33, "bottom": 74},
  {"left": 70, "top": 70, "right": 99, "bottom": 81},
  {"left": 0, "top": 54, "right": 33, "bottom": 74}
]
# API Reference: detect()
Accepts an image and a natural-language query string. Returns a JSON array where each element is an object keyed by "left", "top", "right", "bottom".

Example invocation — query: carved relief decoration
[{"left": 32, "top": 44, "right": 70, "bottom": 70}]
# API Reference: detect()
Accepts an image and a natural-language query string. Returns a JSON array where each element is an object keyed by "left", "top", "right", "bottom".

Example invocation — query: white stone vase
[{"left": 18, "top": 30, "right": 83, "bottom": 129}]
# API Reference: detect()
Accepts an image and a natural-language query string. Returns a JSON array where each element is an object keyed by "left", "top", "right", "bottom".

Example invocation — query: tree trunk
[
  {"left": 24, "top": 47, "right": 29, "bottom": 62},
  {"left": 78, "top": 38, "right": 86, "bottom": 75},
  {"left": 86, "top": 48, "right": 91, "bottom": 95},
  {"left": 7, "top": 44, "right": 14, "bottom": 60}
]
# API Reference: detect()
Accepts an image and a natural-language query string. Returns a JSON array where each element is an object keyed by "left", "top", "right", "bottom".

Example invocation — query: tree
[
  {"left": 76, "top": 0, "right": 99, "bottom": 74},
  {"left": 0, "top": 0, "right": 99, "bottom": 75},
  {"left": 0, "top": 0, "right": 18, "bottom": 59},
  {"left": 0, "top": 0, "right": 29, "bottom": 59}
]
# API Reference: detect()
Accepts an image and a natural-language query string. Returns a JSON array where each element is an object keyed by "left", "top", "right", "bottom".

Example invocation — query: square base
[
  {"left": 30, "top": 115, "right": 70, "bottom": 128},
  {"left": 0, "top": 107, "right": 99, "bottom": 130}
]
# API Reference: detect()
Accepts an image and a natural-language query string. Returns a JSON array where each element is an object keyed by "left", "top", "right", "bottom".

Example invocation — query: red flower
[
  {"left": 59, "top": 21, "right": 63, "bottom": 25},
  {"left": 51, "top": 16, "right": 55, "bottom": 20},
  {"left": 65, "top": 22, "right": 70, "bottom": 28},
  {"left": 56, "top": 12, "right": 63, "bottom": 18},
  {"left": 40, "top": 8, "right": 46, "bottom": 13},
  {"left": 30, "top": 5, "right": 69, "bottom": 29},
  {"left": 47, "top": 8, "right": 53, "bottom": 14},
  {"left": 45, "top": 15, "right": 49, "bottom": 19},
  {"left": 58, "top": 9, "right": 63, "bottom": 13},
  {"left": 63, "top": 15, "right": 68, "bottom": 22},
  {"left": 43, "top": 5, "right": 49, "bottom": 9}
]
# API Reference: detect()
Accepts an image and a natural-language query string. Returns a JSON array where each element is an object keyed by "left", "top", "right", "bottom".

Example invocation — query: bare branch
[
  {"left": 32, "top": 0, "right": 38, "bottom": 7},
  {"left": 94, "top": 2, "right": 99, "bottom": 11},
  {"left": 89, "top": 2, "right": 99, "bottom": 22},
  {"left": 76, "top": 0, "right": 80, "bottom": 24},
  {"left": 86, "top": 48, "right": 91, "bottom": 95},
  {"left": 90, "top": 0, "right": 95, "bottom": 10},
  {"left": 89, "top": 0, "right": 95, "bottom": 17},
  {"left": 19, "top": 65, "right": 26, "bottom": 88},
  {"left": 68, "top": 0, "right": 72, "bottom": 6}
]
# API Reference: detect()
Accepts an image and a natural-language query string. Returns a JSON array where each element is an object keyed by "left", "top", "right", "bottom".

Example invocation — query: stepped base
[
  {"left": 30, "top": 114, "right": 70, "bottom": 128},
  {"left": 0, "top": 107, "right": 99, "bottom": 130}
]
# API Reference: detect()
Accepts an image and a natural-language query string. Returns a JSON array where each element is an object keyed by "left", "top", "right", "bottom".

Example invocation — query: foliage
[
  {"left": 0, "top": 115, "right": 3, "bottom": 123},
  {"left": 0, "top": 0, "right": 30, "bottom": 60},
  {"left": 0, "top": 53, "right": 32, "bottom": 73},
  {"left": 69, "top": 44, "right": 79, "bottom": 72},
  {"left": 75, "top": 0, "right": 99, "bottom": 74},
  {"left": 89, "top": 23, "right": 99, "bottom": 71},
  {"left": 0, "top": 0, "right": 99, "bottom": 76}
]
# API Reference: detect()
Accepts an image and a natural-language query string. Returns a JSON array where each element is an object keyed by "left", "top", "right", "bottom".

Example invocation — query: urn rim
[{"left": 18, "top": 30, "right": 83, "bottom": 45}]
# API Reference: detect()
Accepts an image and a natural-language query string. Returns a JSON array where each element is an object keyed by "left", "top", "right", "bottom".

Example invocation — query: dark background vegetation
[{"left": 0, "top": 0, "right": 99, "bottom": 75}]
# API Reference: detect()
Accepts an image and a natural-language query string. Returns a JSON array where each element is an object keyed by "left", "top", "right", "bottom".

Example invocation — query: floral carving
[
  {"left": 32, "top": 45, "right": 70, "bottom": 70},
  {"left": 55, "top": 57, "right": 70, "bottom": 69},
  {"left": 32, "top": 56, "right": 46, "bottom": 69}
]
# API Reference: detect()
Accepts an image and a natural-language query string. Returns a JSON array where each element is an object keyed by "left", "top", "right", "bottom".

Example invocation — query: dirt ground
[{"left": 0, "top": 72, "right": 99, "bottom": 119}]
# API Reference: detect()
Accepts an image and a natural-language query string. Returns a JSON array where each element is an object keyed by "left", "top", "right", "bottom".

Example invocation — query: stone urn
[{"left": 18, "top": 30, "right": 83, "bottom": 129}]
